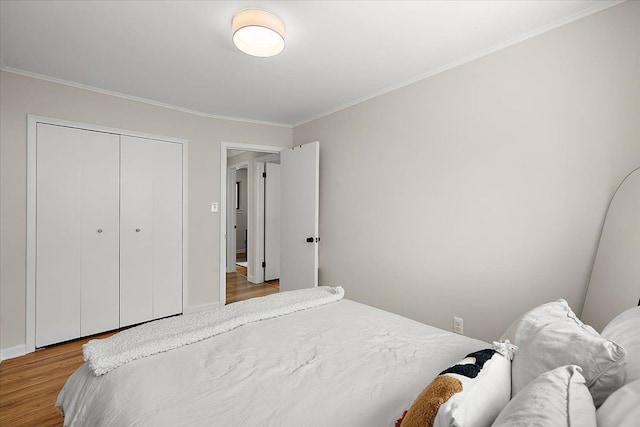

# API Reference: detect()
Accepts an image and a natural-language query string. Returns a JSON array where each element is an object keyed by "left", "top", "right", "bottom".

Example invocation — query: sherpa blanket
[{"left": 83, "top": 286, "right": 344, "bottom": 376}]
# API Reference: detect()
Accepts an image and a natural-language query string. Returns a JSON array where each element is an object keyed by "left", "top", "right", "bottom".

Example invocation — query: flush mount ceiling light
[{"left": 232, "top": 9, "right": 285, "bottom": 57}]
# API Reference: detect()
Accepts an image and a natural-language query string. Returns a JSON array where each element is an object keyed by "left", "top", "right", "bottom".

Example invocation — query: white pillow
[
  {"left": 491, "top": 365, "right": 596, "bottom": 427},
  {"left": 500, "top": 299, "right": 626, "bottom": 407},
  {"left": 601, "top": 306, "right": 640, "bottom": 384},
  {"left": 596, "top": 379, "right": 640, "bottom": 427}
]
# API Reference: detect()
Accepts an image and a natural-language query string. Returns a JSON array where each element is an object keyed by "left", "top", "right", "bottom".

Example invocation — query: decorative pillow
[
  {"left": 397, "top": 341, "right": 516, "bottom": 427},
  {"left": 492, "top": 365, "right": 596, "bottom": 427},
  {"left": 500, "top": 299, "right": 626, "bottom": 406},
  {"left": 601, "top": 306, "right": 640, "bottom": 384},
  {"left": 596, "top": 379, "right": 640, "bottom": 427}
]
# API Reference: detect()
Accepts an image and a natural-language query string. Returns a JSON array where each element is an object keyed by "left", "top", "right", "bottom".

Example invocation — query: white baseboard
[
  {"left": 0, "top": 344, "right": 27, "bottom": 362},
  {"left": 247, "top": 274, "right": 258, "bottom": 284},
  {"left": 183, "top": 302, "right": 222, "bottom": 315}
]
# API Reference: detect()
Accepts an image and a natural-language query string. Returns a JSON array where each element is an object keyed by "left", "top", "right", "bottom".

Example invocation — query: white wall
[
  {"left": 293, "top": 1, "right": 640, "bottom": 342},
  {"left": 0, "top": 71, "right": 291, "bottom": 353}
]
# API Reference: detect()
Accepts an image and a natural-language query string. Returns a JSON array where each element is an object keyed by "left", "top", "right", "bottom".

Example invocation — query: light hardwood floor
[
  {"left": 0, "top": 266, "right": 279, "bottom": 427},
  {"left": 226, "top": 264, "right": 280, "bottom": 303},
  {"left": 0, "top": 330, "right": 117, "bottom": 427}
]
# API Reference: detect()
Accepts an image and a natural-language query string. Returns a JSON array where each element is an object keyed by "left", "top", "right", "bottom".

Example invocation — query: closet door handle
[
  {"left": 135, "top": 228, "right": 141, "bottom": 233},
  {"left": 97, "top": 229, "right": 103, "bottom": 233}
]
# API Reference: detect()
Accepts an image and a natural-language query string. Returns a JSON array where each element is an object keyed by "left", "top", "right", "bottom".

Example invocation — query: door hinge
[
  {"left": 262, "top": 172, "right": 266, "bottom": 178},
  {"left": 262, "top": 261, "right": 266, "bottom": 268}
]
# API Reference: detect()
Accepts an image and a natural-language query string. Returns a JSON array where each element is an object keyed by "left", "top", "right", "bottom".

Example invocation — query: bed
[
  {"left": 57, "top": 168, "right": 640, "bottom": 427},
  {"left": 57, "top": 296, "right": 487, "bottom": 426}
]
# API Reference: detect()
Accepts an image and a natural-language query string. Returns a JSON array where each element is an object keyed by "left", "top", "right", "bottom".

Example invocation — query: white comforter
[
  {"left": 84, "top": 286, "right": 345, "bottom": 376},
  {"left": 58, "top": 299, "right": 487, "bottom": 426}
]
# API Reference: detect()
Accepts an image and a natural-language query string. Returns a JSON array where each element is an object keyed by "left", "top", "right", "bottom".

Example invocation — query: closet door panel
[
  {"left": 36, "top": 124, "right": 82, "bottom": 347},
  {"left": 36, "top": 124, "right": 119, "bottom": 347},
  {"left": 80, "top": 135, "right": 120, "bottom": 337},
  {"left": 152, "top": 141, "right": 183, "bottom": 319},
  {"left": 120, "top": 136, "right": 154, "bottom": 327}
]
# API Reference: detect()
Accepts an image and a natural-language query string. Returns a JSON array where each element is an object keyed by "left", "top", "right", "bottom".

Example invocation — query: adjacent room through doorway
[
  {"left": 220, "top": 141, "right": 320, "bottom": 305},
  {"left": 225, "top": 148, "right": 281, "bottom": 304}
]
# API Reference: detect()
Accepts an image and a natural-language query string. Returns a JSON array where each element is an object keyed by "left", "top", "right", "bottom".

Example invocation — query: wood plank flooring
[
  {"left": 0, "top": 330, "right": 117, "bottom": 427},
  {"left": 226, "top": 265, "right": 280, "bottom": 304},
  {"left": 0, "top": 266, "right": 279, "bottom": 426}
]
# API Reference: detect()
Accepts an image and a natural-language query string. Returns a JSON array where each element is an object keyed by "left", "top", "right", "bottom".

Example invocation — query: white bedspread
[
  {"left": 58, "top": 299, "right": 487, "bottom": 427},
  {"left": 84, "top": 286, "right": 344, "bottom": 376}
]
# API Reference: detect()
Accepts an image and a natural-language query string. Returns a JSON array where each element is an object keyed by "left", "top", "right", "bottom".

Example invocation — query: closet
[{"left": 31, "top": 119, "right": 185, "bottom": 348}]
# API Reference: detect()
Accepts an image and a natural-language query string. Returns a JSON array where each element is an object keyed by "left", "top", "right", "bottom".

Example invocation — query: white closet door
[
  {"left": 80, "top": 131, "right": 121, "bottom": 337},
  {"left": 120, "top": 137, "right": 154, "bottom": 326},
  {"left": 120, "top": 136, "right": 183, "bottom": 326},
  {"left": 36, "top": 124, "right": 119, "bottom": 347},
  {"left": 151, "top": 140, "right": 183, "bottom": 319}
]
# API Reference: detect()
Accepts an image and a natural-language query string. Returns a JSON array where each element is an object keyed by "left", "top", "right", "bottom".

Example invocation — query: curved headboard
[{"left": 581, "top": 167, "right": 640, "bottom": 331}]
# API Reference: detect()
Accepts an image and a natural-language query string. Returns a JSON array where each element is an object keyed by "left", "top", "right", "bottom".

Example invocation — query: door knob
[
  {"left": 97, "top": 229, "right": 103, "bottom": 233},
  {"left": 136, "top": 228, "right": 141, "bottom": 232}
]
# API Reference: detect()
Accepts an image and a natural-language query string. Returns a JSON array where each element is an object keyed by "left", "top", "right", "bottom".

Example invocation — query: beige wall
[
  {"left": 2, "top": 1, "right": 638, "bottom": 353},
  {"left": 0, "top": 71, "right": 292, "bottom": 351},
  {"left": 294, "top": 1, "right": 640, "bottom": 342}
]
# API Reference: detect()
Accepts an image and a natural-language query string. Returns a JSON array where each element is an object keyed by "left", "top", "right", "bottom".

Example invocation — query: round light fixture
[{"left": 232, "top": 9, "right": 285, "bottom": 57}]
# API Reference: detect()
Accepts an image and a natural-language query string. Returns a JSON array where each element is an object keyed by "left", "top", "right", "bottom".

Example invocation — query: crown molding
[{"left": 0, "top": 66, "right": 292, "bottom": 129}]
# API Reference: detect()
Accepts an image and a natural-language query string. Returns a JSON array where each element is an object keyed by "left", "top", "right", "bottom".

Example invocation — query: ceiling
[{"left": 0, "top": 1, "right": 619, "bottom": 127}]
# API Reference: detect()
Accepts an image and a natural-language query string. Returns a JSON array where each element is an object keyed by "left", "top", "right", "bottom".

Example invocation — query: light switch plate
[{"left": 211, "top": 202, "right": 219, "bottom": 213}]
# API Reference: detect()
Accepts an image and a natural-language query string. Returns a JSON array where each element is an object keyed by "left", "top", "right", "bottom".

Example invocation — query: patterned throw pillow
[{"left": 397, "top": 341, "right": 516, "bottom": 427}]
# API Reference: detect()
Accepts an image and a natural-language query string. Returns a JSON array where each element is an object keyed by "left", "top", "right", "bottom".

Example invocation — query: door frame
[
  {"left": 225, "top": 166, "right": 238, "bottom": 273},
  {"left": 26, "top": 115, "right": 188, "bottom": 354},
  {"left": 219, "top": 142, "right": 285, "bottom": 305}
]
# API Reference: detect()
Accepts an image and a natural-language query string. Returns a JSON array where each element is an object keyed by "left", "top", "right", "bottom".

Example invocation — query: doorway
[{"left": 220, "top": 142, "right": 284, "bottom": 305}]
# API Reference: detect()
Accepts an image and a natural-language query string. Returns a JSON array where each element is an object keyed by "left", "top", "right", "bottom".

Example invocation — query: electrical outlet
[{"left": 453, "top": 316, "right": 464, "bottom": 335}]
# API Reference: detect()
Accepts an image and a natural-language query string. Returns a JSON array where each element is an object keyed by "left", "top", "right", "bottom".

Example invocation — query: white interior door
[
  {"left": 280, "top": 141, "right": 319, "bottom": 291},
  {"left": 264, "top": 163, "right": 281, "bottom": 281},
  {"left": 120, "top": 136, "right": 183, "bottom": 326},
  {"left": 36, "top": 124, "right": 119, "bottom": 347}
]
